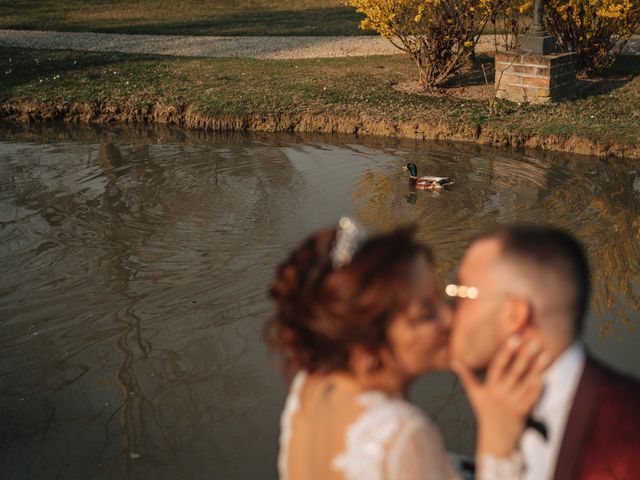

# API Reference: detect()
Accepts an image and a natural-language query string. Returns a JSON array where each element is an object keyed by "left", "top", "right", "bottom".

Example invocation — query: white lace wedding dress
[{"left": 279, "top": 371, "right": 521, "bottom": 480}]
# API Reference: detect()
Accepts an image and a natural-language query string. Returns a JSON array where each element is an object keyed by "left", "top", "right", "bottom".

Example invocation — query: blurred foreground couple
[{"left": 266, "top": 221, "right": 640, "bottom": 480}]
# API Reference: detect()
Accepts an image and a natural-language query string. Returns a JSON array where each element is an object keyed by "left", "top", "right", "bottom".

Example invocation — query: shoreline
[
  {"left": 2, "top": 46, "right": 638, "bottom": 160},
  {"left": 2, "top": 99, "right": 638, "bottom": 159}
]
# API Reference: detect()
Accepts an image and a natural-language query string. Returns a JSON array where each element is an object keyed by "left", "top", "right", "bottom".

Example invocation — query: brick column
[{"left": 495, "top": 51, "right": 577, "bottom": 104}]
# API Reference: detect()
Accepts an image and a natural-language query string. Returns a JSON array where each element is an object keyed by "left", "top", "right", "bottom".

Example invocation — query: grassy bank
[
  {"left": 1, "top": 47, "right": 639, "bottom": 158},
  {"left": 0, "top": 0, "right": 366, "bottom": 36}
]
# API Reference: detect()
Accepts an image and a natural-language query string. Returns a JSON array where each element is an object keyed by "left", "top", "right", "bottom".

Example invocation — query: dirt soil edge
[{"left": 2, "top": 100, "right": 638, "bottom": 159}]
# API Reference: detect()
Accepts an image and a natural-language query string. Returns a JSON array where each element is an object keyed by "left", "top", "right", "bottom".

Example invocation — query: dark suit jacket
[{"left": 552, "top": 354, "right": 640, "bottom": 480}]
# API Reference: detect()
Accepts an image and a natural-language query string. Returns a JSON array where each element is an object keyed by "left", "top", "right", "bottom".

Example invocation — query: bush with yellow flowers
[
  {"left": 348, "top": 0, "right": 639, "bottom": 87},
  {"left": 544, "top": 0, "right": 640, "bottom": 74},
  {"left": 345, "top": 0, "right": 498, "bottom": 90},
  {"left": 491, "top": 0, "right": 532, "bottom": 49}
]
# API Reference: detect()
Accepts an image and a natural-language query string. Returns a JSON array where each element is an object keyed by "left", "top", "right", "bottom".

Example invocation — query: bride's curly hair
[{"left": 265, "top": 226, "right": 432, "bottom": 374}]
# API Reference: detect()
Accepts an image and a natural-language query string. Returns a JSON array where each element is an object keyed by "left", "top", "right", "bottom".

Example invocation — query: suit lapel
[{"left": 552, "top": 355, "right": 604, "bottom": 480}]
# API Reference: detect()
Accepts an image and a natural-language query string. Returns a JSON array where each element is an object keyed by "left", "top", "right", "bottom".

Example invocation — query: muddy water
[{"left": 1, "top": 124, "right": 638, "bottom": 479}]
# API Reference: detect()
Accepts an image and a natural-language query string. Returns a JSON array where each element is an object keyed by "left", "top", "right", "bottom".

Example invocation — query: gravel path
[{"left": 0, "top": 29, "right": 638, "bottom": 59}]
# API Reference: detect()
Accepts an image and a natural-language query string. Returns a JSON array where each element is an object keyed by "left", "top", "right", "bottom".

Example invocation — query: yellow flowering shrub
[
  {"left": 491, "top": 0, "right": 533, "bottom": 50},
  {"left": 349, "top": 0, "right": 638, "bottom": 86},
  {"left": 545, "top": 0, "right": 640, "bottom": 74},
  {"left": 345, "top": 0, "right": 498, "bottom": 90},
  {"left": 500, "top": 0, "right": 640, "bottom": 74}
]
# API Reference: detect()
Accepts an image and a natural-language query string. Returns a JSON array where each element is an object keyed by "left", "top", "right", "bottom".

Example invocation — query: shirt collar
[{"left": 534, "top": 341, "right": 586, "bottom": 418}]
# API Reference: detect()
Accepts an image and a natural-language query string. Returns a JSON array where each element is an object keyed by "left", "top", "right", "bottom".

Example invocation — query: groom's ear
[{"left": 504, "top": 295, "right": 532, "bottom": 335}]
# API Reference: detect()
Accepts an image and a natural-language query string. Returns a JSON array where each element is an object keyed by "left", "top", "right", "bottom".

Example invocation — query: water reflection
[
  {"left": 353, "top": 148, "right": 640, "bottom": 339},
  {"left": 1, "top": 131, "right": 310, "bottom": 478},
  {"left": 0, "top": 124, "right": 638, "bottom": 479}
]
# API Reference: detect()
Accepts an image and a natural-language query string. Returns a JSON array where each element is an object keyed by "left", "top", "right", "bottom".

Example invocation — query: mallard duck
[{"left": 403, "top": 163, "right": 454, "bottom": 189}]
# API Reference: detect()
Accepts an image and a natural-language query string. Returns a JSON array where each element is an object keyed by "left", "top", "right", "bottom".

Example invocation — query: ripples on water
[{"left": 0, "top": 124, "right": 638, "bottom": 479}]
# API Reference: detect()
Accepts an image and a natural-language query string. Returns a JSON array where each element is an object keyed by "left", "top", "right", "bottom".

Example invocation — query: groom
[{"left": 449, "top": 225, "right": 640, "bottom": 479}]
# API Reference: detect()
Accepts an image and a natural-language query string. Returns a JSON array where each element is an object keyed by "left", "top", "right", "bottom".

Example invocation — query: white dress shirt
[{"left": 520, "top": 342, "right": 586, "bottom": 480}]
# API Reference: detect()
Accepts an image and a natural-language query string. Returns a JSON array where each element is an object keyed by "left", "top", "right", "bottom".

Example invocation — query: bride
[{"left": 265, "top": 219, "right": 546, "bottom": 479}]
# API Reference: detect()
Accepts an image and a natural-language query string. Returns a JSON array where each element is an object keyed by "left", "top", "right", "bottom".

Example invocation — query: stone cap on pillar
[
  {"left": 519, "top": 0, "right": 557, "bottom": 55},
  {"left": 519, "top": 29, "right": 557, "bottom": 55}
]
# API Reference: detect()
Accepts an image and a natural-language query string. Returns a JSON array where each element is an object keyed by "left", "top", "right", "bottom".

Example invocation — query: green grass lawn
[
  {"left": 0, "top": 0, "right": 367, "bottom": 36},
  {"left": 1, "top": 47, "right": 639, "bottom": 150},
  {"left": 0, "top": 2, "right": 636, "bottom": 38}
]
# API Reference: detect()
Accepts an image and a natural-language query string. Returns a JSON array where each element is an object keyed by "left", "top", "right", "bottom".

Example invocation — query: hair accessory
[{"left": 330, "top": 217, "right": 364, "bottom": 269}]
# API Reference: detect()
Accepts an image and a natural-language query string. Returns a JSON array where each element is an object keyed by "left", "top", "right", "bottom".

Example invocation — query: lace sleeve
[
  {"left": 476, "top": 453, "right": 525, "bottom": 480},
  {"left": 386, "top": 416, "right": 461, "bottom": 480}
]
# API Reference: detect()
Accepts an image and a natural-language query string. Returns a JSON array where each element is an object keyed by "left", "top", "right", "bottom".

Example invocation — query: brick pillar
[{"left": 495, "top": 51, "right": 577, "bottom": 104}]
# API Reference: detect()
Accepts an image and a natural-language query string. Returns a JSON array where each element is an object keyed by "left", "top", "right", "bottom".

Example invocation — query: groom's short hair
[{"left": 475, "top": 224, "right": 591, "bottom": 336}]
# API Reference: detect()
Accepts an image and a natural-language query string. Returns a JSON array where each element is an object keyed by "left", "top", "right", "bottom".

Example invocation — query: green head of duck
[{"left": 405, "top": 163, "right": 418, "bottom": 177}]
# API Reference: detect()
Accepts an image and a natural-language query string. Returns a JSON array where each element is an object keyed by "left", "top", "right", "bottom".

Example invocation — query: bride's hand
[{"left": 452, "top": 336, "right": 549, "bottom": 457}]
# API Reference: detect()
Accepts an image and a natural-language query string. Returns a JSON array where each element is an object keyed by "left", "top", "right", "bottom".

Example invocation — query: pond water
[{"left": 1, "top": 123, "right": 639, "bottom": 479}]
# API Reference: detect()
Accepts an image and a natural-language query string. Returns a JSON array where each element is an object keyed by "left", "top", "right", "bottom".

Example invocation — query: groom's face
[{"left": 449, "top": 237, "right": 509, "bottom": 369}]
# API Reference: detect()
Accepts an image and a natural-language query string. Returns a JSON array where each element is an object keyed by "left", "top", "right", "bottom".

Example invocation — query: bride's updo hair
[{"left": 265, "top": 225, "right": 432, "bottom": 373}]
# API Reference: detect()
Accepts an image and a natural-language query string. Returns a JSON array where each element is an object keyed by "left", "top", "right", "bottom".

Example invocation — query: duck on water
[{"left": 403, "top": 163, "right": 454, "bottom": 190}]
